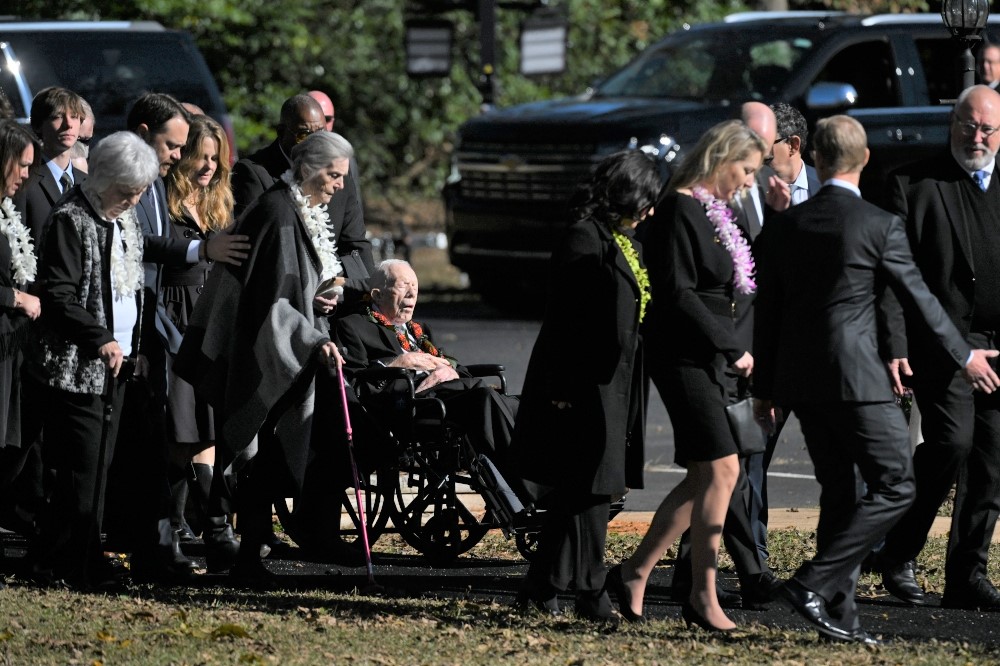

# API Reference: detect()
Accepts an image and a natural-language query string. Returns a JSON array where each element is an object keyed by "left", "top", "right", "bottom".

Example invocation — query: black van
[{"left": 0, "top": 20, "right": 234, "bottom": 155}]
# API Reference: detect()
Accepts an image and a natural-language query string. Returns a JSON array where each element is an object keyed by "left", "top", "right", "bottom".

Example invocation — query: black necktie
[{"left": 59, "top": 170, "right": 73, "bottom": 193}]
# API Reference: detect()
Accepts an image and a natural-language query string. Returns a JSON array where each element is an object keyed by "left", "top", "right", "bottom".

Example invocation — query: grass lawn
[{"left": 2, "top": 528, "right": 999, "bottom": 665}]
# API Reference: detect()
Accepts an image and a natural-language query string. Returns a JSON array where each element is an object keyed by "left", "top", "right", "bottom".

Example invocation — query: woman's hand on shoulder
[{"left": 730, "top": 351, "right": 753, "bottom": 378}]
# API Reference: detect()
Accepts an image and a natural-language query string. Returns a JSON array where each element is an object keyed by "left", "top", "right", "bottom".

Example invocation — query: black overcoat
[{"left": 510, "top": 217, "right": 645, "bottom": 501}]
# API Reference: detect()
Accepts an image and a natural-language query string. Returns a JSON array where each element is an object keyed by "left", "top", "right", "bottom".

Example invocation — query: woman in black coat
[
  {"left": 510, "top": 150, "right": 659, "bottom": 622},
  {"left": 613, "top": 120, "right": 766, "bottom": 632}
]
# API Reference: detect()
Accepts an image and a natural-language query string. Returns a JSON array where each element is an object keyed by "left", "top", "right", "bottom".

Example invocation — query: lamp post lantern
[{"left": 941, "top": 0, "right": 991, "bottom": 93}]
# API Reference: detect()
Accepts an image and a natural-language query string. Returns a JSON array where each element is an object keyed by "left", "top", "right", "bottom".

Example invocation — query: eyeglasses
[
  {"left": 763, "top": 137, "right": 790, "bottom": 165},
  {"left": 955, "top": 120, "right": 999, "bottom": 138},
  {"left": 294, "top": 127, "right": 320, "bottom": 143}
]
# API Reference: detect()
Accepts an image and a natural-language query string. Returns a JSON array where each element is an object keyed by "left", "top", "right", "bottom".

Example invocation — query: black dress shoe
[
  {"left": 515, "top": 579, "right": 562, "bottom": 616},
  {"left": 574, "top": 590, "right": 619, "bottom": 626},
  {"left": 941, "top": 577, "right": 1000, "bottom": 611},
  {"left": 741, "top": 570, "right": 781, "bottom": 609},
  {"left": 818, "top": 627, "right": 883, "bottom": 645},
  {"left": 881, "top": 560, "right": 927, "bottom": 606},
  {"left": 605, "top": 564, "right": 647, "bottom": 624},
  {"left": 229, "top": 557, "right": 281, "bottom": 590},
  {"left": 775, "top": 579, "right": 854, "bottom": 642}
]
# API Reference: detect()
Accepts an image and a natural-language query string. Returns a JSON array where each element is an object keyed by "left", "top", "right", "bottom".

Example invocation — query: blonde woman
[
  {"left": 612, "top": 121, "right": 766, "bottom": 631},
  {"left": 163, "top": 115, "right": 239, "bottom": 571}
]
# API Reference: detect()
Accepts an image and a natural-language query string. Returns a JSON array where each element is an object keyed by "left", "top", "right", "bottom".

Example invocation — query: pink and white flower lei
[{"left": 691, "top": 186, "right": 756, "bottom": 295}]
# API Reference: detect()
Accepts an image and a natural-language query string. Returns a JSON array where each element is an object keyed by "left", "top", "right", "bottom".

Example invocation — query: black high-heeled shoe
[
  {"left": 605, "top": 564, "right": 647, "bottom": 624},
  {"left": 680, "top": 603, "right": 735, "bottom": 633}
]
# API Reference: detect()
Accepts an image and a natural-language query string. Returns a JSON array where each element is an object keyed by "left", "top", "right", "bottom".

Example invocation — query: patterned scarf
[{"left": 368, "top": 307, "right": 444, "bottom": 357}]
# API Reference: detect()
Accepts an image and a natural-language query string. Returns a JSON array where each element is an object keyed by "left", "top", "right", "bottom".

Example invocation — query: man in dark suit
[
  {"left": 14, "top": 87, "right": 86, "bottom": 245},
  {"left": 877, "top": 84, "right": 1000, "bottom": 611},
  {"left": 744, "top": 101, "right": 823, "bottom": 564},
  {"left": 232, "top": 94, "right": 373, "bottom": 299},
  {"left": 753, "top": 114, "right": 999, "bottom": 643},
  {"left": 107, "top": 93, "right": 249, "bottom": 580}
]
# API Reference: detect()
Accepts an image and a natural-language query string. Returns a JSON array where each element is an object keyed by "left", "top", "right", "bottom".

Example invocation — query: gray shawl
[{"left": 174, "top": 183, "right": 330, "bottom": 488}]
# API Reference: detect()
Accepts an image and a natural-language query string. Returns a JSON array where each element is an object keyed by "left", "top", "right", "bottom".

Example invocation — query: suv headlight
[{"left": 599, "top": 135, "right": 681, "bottom": 164}]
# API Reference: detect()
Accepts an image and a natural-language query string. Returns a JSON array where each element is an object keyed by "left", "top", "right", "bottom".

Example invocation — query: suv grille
[{"left": 456, "top": 141, "right": 597, "bottom": 202}]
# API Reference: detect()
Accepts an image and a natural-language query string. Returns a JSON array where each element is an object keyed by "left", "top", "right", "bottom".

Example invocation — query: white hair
[{"left": 82, "top": 131, "right": 159, "bottom": 194}]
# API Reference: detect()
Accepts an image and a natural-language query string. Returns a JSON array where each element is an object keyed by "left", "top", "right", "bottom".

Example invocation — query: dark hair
[
  {"left": 0, "top": 120, "right": 35, "bottom": 194},
  {"left": 771, "top": 102, "right": 809, "bottom": 151},
  {"left": 570, "top": 150, "right": 661, "bottom": 228},
  {"left": 126, "top": 92, "right": 191, "bottom": 134},
  {"left": 29, "top": 86, "right": 85, "bottom": 134},
  {"left": 0, "top": 87, "right": 15, "bottom": 121}
]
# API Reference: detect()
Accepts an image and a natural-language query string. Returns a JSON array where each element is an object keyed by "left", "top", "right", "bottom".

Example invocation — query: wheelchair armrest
[
  {"left": 413, "top": 396, "right": 446, "bottom": 420},
  {"left": 464, "top": 364, "right": 507, "bottom": 395},
  {"left": 354, "top": 366, "right": 417, "bottom": 397}
]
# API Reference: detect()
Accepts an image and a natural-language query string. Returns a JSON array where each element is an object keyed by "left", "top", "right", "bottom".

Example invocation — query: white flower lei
[
  {"left": 281, "top": 170, "right": 342, "bottom": 281},
  {"left": 0, "top": 196, "right": 37, "bottom": 284},
  {"left": 110, "top": 211, "right": 143, "bottom": 298}
]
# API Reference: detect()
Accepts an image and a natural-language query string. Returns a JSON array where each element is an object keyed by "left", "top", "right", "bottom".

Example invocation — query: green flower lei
[{"left": 612, "top": 229, "right": 651, "bottom": 322}]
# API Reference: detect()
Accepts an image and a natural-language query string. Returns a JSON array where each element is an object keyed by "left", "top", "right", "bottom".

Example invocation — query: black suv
[
  {"left": 445, "top": 11, "right": 1000, "bottom": 296},
  {"left": 0, "top": 20, "right": 234, "bottom": 152}
]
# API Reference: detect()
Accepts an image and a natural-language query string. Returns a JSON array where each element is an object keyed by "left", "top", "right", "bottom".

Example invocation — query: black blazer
[
  {"left": 881, "top": 153, "right": 982, "bottom": 384},
  {"left": 643, "top": 190, "right": 751, "bottom": 368},
  {"left": 231, "top": 139, "right": 374, "bottom": 294},
  {"left": 753, "top": 185, "right": 970, "bottom": 405},
  {"left": 13, "top": 161, "right": 87, "bottom": 247}
]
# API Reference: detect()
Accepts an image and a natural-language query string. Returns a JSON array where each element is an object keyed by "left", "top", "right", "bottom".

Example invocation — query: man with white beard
[{"left": 877, "top": 84, "right": 1000, "bottom": 611}]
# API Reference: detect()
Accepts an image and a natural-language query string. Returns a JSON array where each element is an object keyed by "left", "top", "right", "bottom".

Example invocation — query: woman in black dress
[
  {"left": 614, "top": 120, "right": 766, "bottom": 631},
  {"left": 510, "top": 150, "right": 659, "bottom": 621},
  {"left": 0, "top": 121, "right": 41, "bottom": 549},
  {"left": 163, "top": 115, "right": 239, "bottom": 569}
]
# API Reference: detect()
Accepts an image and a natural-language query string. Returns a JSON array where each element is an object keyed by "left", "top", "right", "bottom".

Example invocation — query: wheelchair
[{"left": 276, "top": 364, "right": 625, "bottom": 565}]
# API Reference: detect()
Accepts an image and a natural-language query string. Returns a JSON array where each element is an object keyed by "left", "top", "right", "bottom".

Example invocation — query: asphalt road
[{"left": 415, "top": 296, "right": 822, "bottom": 513}]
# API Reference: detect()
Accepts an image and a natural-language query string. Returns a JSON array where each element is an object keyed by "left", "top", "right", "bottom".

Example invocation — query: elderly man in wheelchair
[{"left": 318, "top": 259, "right": 521, "bottom": 562}]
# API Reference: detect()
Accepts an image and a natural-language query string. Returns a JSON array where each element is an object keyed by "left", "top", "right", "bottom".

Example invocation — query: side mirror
[{"left": 806, "top": 82, "right": 860, "bottom": 110}]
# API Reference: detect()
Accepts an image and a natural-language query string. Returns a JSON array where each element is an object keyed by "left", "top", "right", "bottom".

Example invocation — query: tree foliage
[{"left": 12, "top": 0, "right": 946, "bottom": 196}]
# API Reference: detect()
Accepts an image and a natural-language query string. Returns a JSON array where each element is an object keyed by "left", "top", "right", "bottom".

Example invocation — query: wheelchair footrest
[{"left": 470, "top": 454, "right": 525, "bottom": 536}]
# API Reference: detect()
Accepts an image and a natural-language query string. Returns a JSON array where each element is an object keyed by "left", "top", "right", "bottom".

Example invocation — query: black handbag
[{"left": 725, "top": 396, "right": 767, "bottom": 457}]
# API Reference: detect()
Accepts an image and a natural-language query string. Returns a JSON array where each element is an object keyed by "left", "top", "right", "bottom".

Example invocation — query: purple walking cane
[{"left": 335, "top": 362, "right": 379, "bottom": 589}]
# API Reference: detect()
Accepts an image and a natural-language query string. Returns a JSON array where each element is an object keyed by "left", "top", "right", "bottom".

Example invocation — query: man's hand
[
  {"left": 416, "top": 365, "right": 460, "bottom": 392},
  {"left": 730, "top": 351, "right": 754, "bottom": 378},
  {"left": 752, "top": 398, "right": 782, "bottom": 435},
  {"left": 205, "top": 233, "right": 251, "bottom": 266},
  {"left": 388, "top": 352, "right": 451, "bottom": 372},
  {"left": 962, "top": 349, "right": 1000, "bottom": 393},
  {"left": 887, "top": 357, "right": 913, "bottom": 396},
  {"left": 98, "top": 341, "right": 124, "bottom": 377},
  {"left": 764, "top": 175, "right": 791, "bottom": 212}
]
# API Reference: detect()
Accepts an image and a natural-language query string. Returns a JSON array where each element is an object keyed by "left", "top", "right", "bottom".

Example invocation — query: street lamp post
[{"left": 941, "top": 0, "right": 991, "bottom": 93}]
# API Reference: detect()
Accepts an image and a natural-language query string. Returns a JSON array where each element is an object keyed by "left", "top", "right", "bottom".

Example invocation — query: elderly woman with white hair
[
  {"left": 27, "top": 130, "right": 159, "bottom": 589},
  {"left": 175, "top": 131, "right": 356, "bottom": 583}
]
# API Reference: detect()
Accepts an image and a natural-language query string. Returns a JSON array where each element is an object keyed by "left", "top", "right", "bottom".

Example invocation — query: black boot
[
  {"left": 169, "top": 471, "right": 196, "bottom": 543},
  {"left": 192, "top": 462, "right": 240, "bottom": 572}
]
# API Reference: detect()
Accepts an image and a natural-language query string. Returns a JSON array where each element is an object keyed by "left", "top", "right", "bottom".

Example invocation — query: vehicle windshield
[
  {"left": 596, "top": 27, "right": 820, "bottom": 102},
  {"left": 3, "top": 31, "right": 223, "bottom": 120}
]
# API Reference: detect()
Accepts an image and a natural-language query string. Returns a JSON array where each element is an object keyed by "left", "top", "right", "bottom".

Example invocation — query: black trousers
[
  {"left": 881, "top": 348, "right": 1000, "bottom": 591},
  {"left": 792, "top": 401, "right": 915, "bottom": 632},
  {"left": 527, "top": 493, "right": 610, "bottom": 593},
  {"left": 32, "top": 377, "right": 127, "bottom": 582}
]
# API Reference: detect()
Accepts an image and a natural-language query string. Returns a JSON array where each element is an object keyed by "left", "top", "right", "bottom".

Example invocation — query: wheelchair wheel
[
  {"left": 275, "top": 469, "right": 391, "bottom": 553},
  {"left": 387, "top": 462, "right": 490, "bottom": 565}
]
